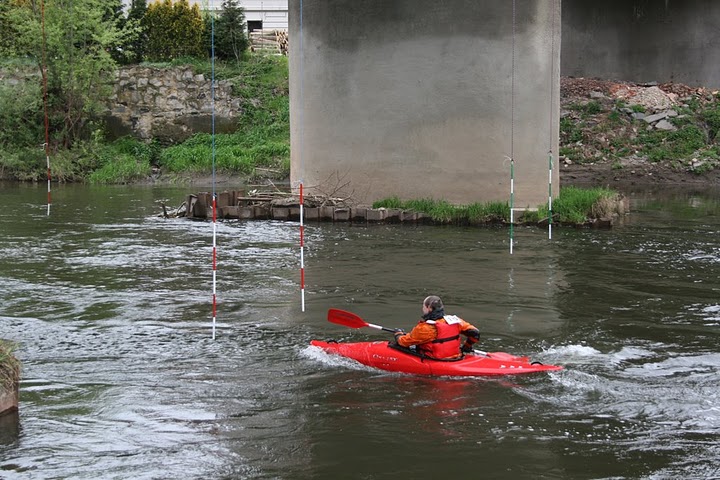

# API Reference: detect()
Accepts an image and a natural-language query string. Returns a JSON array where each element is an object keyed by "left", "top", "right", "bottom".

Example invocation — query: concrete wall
[
  {"left": 562, "top": 0, "right": 720, "bottom": 89},
  {"left": 289, "top": 0, "right": 561, "bottom": 207}
]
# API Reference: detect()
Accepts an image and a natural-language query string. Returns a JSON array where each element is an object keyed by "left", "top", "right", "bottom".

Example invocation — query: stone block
[
  {"left": 289, "top": 207, "right": 301, "bottom": 221},
  {"left": 366, "top": 209, "right": 386, "bottom": 222},
  {"left": 239, "top": 207, "right": 255, "bottom": 220},
  {"left": 385, "top": 209, "right": 402, "bottom": 223},
  {"left": 253, "top": 205, "right": 269, "bottom": 220},
  {"left": 222, "top": 206, "right": 239, "bottom": 219},
  {"left": 334, "top": 208, "right": 350, "bottom": 222},
  {"left": 319, "top": 207, "right": 335, "bottom": 222},
  {"left": 272, "top": 207, "right": 290, "bottom": 220},
  {"left": 351, "top": 208, "right": 368, "bottom": 223},
  {"left": 304, "top": 207, "right": 319, "bottom": 221}
]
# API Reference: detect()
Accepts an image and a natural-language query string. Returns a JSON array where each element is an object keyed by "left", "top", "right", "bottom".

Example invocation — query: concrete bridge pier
[{"left": 289, "top": 0, "right": 561, "bottom": 207}]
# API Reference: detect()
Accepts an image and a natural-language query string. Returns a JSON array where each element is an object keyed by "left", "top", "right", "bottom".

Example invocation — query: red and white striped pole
[
  {"left": 41, "top": 0, "right": 51, "bottom": 215},
  {"left": 299, "top": 182, "right": 305, "bottom": 312},
  {"left": 212, "top": 194, "right": 217, "bottom": 339}
]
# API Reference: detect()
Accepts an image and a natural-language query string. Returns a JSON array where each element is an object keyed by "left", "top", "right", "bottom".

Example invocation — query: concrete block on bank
[
  {"left": 272, "top": 207, "right": 290, "bottom": 220},
  {"left": 221, "top": 206, "right": 239, "bottom": 219},
  {"left": 305, "top": 207, "right": 319, "bottom": 221},
  {"left": 351, "top": 208, "right": 368, "bottom": 223},
  {"left": 319, "top": 207, "right": 334, "bottom": 222},
  {"left": 385, "top": 209, "right": 401, "bottom": 223},
  {"left": 366, "top": 209, "right": 386, "bottom": 222},
  {"left": 218, "top": 191, "right": 232, "bottom": 209},
  {"left": 239, "top": 207, "right": 255, "bottom": 220},
  {"left": 253, "top": 205, "right": 269, "bottom": 220},
  {"left": 400, "top": 210, "right": 418, "bottom": 222},
  {"left": 334, "top": 208, "right": 350, "bottom": 222},
  {"left": 289, "top": 207, "right": 301, "bottom": 221}
]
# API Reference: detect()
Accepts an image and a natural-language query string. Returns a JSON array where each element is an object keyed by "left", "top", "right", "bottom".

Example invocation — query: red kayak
[{"left": 310, "top": 340, "right": 563, "bottom": 376}]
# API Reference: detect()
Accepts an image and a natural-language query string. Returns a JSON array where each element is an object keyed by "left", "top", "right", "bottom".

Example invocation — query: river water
[{"left": 1, "top": 182, "right": 719, "bottom": 479}]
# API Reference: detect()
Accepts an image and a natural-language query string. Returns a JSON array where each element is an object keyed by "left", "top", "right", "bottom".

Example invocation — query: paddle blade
[{"left": 327, "top": 309, "right": 369, "bottom": 329}]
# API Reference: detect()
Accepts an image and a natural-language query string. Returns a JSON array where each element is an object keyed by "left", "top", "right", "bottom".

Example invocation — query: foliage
[
  {"left": 157, "top": 55, "right": 290, "bottom": 179},
  {"left": 0, "top": 79, "right": 43, "bottom": 148},
  {"left": 213, "top": 0, "right": 249, "bottom": 63},
  {"left": 88, "top": 137, "right": 155, "bottom": 184},
  {"left": 144, "top": 0, "right": 205, "bottom": 62},
  {"left": 0, "top": 339, "right": 20, "bottom": 391},
  {"left": 705, "top": 107, "right": 720, "bottom": 142},
  {"left": 2, "top": 0, "right": 127, "bottom": 150},
  {"left": 640, "top": 125, "right": 706, "bottom": 162},
  {"left": 372, "top": 197, "right": 509, "bottom": 223},
  {"left": 373, "top": 187, "right": 619, "bottom": 225},
  {"left": 124, "top": 0, "right": 148, "bottom": 64}
]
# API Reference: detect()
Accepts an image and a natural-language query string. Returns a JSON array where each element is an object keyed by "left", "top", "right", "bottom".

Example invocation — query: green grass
[
  {"left": 88, "top": 137, "right": 155, "bottom": 184},
  {"left": 372, "top": 197, "right": 509, "bottom": 223},
  {"left": 157, "top": 55, "right": 290, "bottom": 179},
  {"left": 372, "top": 187, "right": 619, "bottom": 225},
  {"left": 0, "top": 339, "right": 20, "bottom": 391}
]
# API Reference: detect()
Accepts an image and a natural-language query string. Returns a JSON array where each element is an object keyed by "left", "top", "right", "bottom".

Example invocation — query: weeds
[
  {"left": 0, "top": 340, "right": 20, "bottom": 391},
  {"left": 372, "top": 187, "right": 618, "bottom": 225}
]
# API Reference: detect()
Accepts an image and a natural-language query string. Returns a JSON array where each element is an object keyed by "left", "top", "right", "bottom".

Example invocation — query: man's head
[{"left": 422, "top": 295, "right": 443, "bottom": 315}]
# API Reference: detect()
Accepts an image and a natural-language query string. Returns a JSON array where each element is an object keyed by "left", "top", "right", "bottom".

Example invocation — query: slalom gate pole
[
  {"left": 509, "top": 0, "right": 516, "bottom": 255},
  {"left": 41, "top": 0, "right": 51, "bottom": 215},
  {"left": 300, "top": 183, "right": 305, "bottom": 312},
  {"left": 547, "top": 0, "right": 557, "bottom": 241},
  {"left": 211, "top": 3, "right": 218, "bottom": 339},
  {"left": 298, "top": 0, "right": 307, "bottom": 312},
  {"left": 510, "top": 158, "right": 515, "bottom": 255},
  {"left": 548, "top": 152, "right": 553, "bottom": 240}
]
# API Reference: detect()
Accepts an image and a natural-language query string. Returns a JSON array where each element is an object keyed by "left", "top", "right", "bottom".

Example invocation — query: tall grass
[
  {"left": 157, "top": 55, "right": 290, "bottom": 179},
  {"left": 373, "top": 187, "right": 619, "bottom": 225},
  {"left": 0, "top": 340, "right": 20, "bottom": 391},
  {"left": 373, "top": 197, "right": 509, "bottom": 223}
]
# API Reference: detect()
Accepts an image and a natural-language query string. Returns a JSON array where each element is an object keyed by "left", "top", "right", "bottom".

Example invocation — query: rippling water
[{"left": 1, "top": 183, "right": 719, "bottom": 479}]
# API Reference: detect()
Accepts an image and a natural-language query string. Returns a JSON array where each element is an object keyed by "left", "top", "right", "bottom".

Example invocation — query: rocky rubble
[{"left": 559, "top": 77, "right": 720, "bottom": 187}]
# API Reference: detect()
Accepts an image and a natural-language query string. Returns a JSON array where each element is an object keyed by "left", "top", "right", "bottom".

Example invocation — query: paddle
[
  {"left": 327, "top": 308, "right": 525, "bottom": 362},
  {"left": 327, "top": 308, "right": 399, "bottom": 333}
]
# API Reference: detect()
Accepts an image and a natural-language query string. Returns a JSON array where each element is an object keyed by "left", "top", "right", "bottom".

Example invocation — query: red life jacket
[{"left": 418, "top": 319, "right": 461, "bottom": 359}]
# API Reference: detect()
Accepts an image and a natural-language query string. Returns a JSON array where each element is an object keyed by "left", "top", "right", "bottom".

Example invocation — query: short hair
[{"left": 423, "top": 295, "right": 443, "bottom": 311}]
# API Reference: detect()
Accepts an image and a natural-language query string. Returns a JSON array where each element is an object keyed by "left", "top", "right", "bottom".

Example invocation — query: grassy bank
[
  {"left": 0, "top": 55, "right": 290, "bottom": 184},
  {"left": 373, "top": 186, "right": 621, "bottom": 225},
  {"left": 0, "top": 340, "right": 20, "bottom": 393}
]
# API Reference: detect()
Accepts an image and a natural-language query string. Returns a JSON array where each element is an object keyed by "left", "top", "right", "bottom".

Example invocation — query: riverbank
[{"left": 558, "top": 77, "right": 720, "bottom": 190}]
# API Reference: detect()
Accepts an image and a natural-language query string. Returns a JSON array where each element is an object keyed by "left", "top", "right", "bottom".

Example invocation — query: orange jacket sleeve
[{"left": 396, "top": 322, "right": 436, "bottom": 347}]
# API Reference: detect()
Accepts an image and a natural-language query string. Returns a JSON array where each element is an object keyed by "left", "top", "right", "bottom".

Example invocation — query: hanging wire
[
  {"left": 41, "top": 0, "right": 51, "bottom": 215},
  {"left": 211, "top": 1, "right": 218, "bottom": 339},
  {"left": 509, "top": 0, "right": 516, "bottom": 255}
]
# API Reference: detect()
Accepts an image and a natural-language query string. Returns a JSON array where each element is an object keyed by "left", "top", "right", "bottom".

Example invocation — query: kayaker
[{"left": 392, "top": 295, "right": 480, "bottom": 360}]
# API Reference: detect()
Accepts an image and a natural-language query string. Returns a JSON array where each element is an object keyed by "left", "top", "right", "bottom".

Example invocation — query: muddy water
[{"left": 1, "top": 183, "right": 719, "bottom": 479}]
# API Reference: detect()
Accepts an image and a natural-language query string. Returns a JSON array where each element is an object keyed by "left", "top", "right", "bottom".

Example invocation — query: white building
[{"left": 122, "top": 0, "right": 288, "bottom": 31}]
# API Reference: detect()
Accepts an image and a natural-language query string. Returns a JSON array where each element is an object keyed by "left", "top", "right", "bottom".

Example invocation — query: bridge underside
[{"left": 289, "top": 0, "right": 560, "bottom": 207}]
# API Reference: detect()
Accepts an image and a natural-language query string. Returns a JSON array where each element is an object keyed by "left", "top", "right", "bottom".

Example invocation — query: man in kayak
[{"left": 393, "top": 295, "right": 480, "bottom": 360}]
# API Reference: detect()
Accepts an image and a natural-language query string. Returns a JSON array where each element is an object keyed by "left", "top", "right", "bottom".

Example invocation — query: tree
[
  {"left": 214, "top": 0, "right": 248, "bottom": 62},
  {"left": 2, "top": 0, "right": 126, "bottom": 149},
  {"left": 144, "top": 0, "right": 205, "bottom": 62},
  {"left": 126, "top": 0, "right": 148, "bottom": 63}
]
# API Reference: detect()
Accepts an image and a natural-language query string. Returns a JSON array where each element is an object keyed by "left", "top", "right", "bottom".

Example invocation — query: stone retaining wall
[{"left": 107, "top": 66, "right": 241, "bottom": 143}]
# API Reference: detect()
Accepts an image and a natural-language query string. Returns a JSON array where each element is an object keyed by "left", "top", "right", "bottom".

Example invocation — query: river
[{"left": 1, "top": 182, "right": 719, "bottom": 479}]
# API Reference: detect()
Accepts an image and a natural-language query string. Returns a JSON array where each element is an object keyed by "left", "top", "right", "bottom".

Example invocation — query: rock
[
  {"left": 655, "top": 119, "right": 676, "bottom": 131},
  {"left": 643, "top": 111, "right": 669, "bottom": 123}
]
